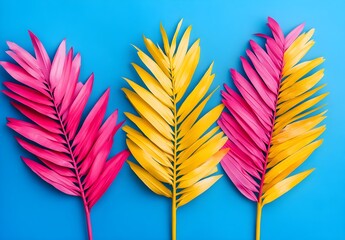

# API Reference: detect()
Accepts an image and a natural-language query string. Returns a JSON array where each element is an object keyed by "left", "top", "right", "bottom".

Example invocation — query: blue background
[{"left": 0, "top": 0, "right": 344, "bottom": 239}]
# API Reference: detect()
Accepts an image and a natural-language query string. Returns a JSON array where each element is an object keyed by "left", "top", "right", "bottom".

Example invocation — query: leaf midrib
[
  {"left": 47, "top": 82, "right": 89, "bottom": 209},
  {"left": 170, "top": 61, "right": 178, "bottom": 206},
  {"left": 257, "top": 56, "right": 284, "bottom": 204}
]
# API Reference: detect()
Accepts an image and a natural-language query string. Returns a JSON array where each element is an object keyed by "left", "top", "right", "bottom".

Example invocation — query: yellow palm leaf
[{"left": 123, "top": 20, "right": 227, "bottom": 240}]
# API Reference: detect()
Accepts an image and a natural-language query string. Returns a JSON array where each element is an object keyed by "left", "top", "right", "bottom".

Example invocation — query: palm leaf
[
  {"left": 1, "top": 32, "right": 130, "bottom": 240},
  {"left": 123, "top": 20, "right": 227, "bottom": 240},
  {"left": 218, "top": 17, "right": 327, "bottom": 240}
]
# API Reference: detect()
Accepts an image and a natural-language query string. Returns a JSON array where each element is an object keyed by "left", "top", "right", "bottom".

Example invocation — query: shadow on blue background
[{"left": 0, "top": 0, "right": 344, "bottom": 239}]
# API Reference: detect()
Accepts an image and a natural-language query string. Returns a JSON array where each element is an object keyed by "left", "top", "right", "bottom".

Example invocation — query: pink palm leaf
[
  {"left": 1, "top": 32, "right": 130, "bottom": 240},
  {"left": 218, "top": 17, "right": 327, "bottom": 240}
]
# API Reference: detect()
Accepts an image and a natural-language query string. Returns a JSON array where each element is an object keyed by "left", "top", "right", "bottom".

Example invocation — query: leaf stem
[
  {"left": 172, "top": 87, "right": 177, "bottom": 240},
  {"left": 256, "top": 51, "right": 284, "bottom": 240},
  {"left": 172, "top": 194, "right": 176, "bottom": 240},
  {"left": 170, "top": 51, "right": 178, "bottom": 240},
  {"left": 84, "top": 204, "right": 93, "bottom": 240},
  {"left": 256, "top": 201, "right": 262, "bottom": 240},
  {"left": 47, "top": 85, "right": 93, "bottom": 240}
]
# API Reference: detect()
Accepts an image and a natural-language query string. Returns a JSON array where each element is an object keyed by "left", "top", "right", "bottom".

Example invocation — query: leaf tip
[
  {"left": 59, "top": 38, "right": 67, "bottom": 49},
  {"left": 249, "top": 39, "right": 256, "bottom": 46},
  {"left": 132, "top": 44, "right": 140, "bottom": 52},
  {"left": 230, "top": 68, "right": 237, "bottom": 79},
  {"left": 28, "top": 30, "right": 38, "bottom": 40},
  {"left": 121, "top": 87, "right": 127, "bottom": 93},
  {"left": 324, "top": 92, "right": 330, "bottom": 97},
  {"left": 216, "top": 174, "right": 223, "bottom": 180},
  {"left": 89, "top": 72, "right": 95, "bottom": 81},
  {"left": 6, "top": 117, "right": 13, "bottom": 123},
  {"left": 267, "top": 16, "right": 278, "bottom": 25},
  {"left": 159, "top": 22, "right": 164, "bottom": 30},
  {"left": 209, "top": 61, "right": 215, "bottom": 70},
  {"left": 223, "top": 147, "right": 230, "bottom": 154},
  {"left": 302, "top": 168, "right": 316, "bottom": 179},
  {"left": 117, "top": 119, "right": 125, "bottom": 128},
  {"left": 122, "top": 77, "right": 132, "bottom": 84},
  {"left": 187, "top": 24, "right": 192, "bottom": 31},
  {"left": 103, "top": 88, "right": 111, "bottom": 100},
  {"left": 6, "top": 41, "right": 15, "bottom": 49},
  {"left": 239, "top": 55, "right": 246, "bottom": 62},
  {"left": 124, "top": 149, "right": 131, "bottom": 156}
]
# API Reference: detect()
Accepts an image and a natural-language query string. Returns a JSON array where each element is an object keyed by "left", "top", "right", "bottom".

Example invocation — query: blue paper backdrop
[{"left": 0, "top": 0, "right": 344, "bottom": 239}]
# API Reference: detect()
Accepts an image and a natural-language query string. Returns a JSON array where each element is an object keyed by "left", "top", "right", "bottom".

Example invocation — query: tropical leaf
[
  {"left": 1, "top": 32, "right": 130, "bottom": 240},
  {"left": 123, "top": 20, "right": 227, "bottom": 240},
  {"left": 218, "top": 17, "right": 327, "bottom": 240}
]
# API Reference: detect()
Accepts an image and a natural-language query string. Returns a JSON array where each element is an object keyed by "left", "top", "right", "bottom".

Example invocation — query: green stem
[{"left": 256, "top": 202, "right": 262, "bottom": 240}]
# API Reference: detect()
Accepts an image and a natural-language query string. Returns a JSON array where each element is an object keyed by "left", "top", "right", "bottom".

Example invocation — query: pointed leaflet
[
  {"left": 218, "top": 17, "right": 327, "bottom": 240},
  {"left": 1, "top": 32, "right": 130, "bottom": 240},
  {"left": 123, "top": 20, "right": 227, "bottom": 240}
]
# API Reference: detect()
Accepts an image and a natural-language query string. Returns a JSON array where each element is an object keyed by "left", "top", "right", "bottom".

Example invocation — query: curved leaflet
[
  {"left": 123, "top": 20, "right": 228, "bottom": 240},
  {"left": 1, "top": 32, "right": 130, "bottom": 240},
  {"left": 218, "top": 17, "right": 327, "bottom": 240}
]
